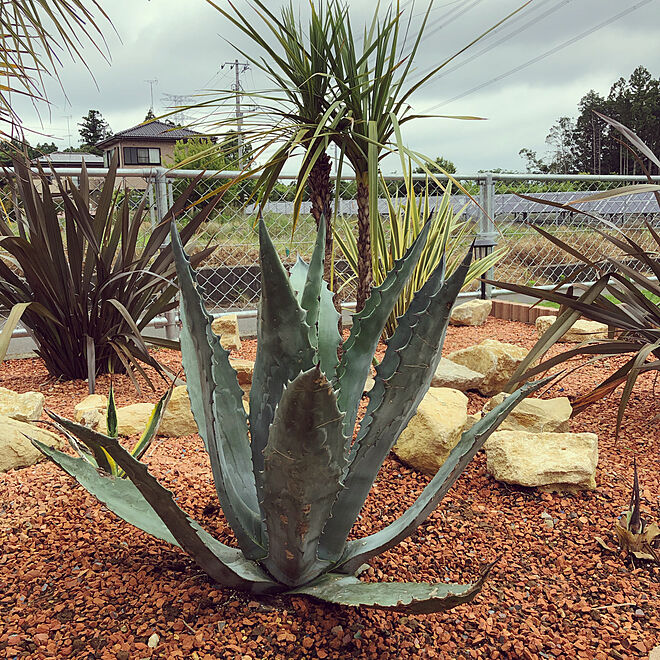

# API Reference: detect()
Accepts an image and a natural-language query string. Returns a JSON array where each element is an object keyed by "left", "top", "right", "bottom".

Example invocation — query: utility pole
[
  {"left": 221, "top": 59, "right": 249, "bottom": 168},
  {"left": 145, "top": 79, "right": 158, "bottom": 111},
  {"left": 64, "top": 115, "right": 72, "bottom": 148}
]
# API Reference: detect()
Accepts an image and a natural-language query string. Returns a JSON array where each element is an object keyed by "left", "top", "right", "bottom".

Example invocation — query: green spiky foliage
[
  {"left": 0, "top": 153, "right": 217, "bottom": 385},
  {"left": 34, "top": 217, "right": 545, "bottom": 612}
]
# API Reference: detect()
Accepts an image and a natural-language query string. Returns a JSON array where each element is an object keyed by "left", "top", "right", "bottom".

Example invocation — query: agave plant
[
  {"left": 33, "top": 216, "right": 542, "bottom": 611},
  {"left": 0, "top": 154, "right": 216, "bottom": 386},
  {"left": 336, "top": 174, "right": 505, "bottom": 338}
]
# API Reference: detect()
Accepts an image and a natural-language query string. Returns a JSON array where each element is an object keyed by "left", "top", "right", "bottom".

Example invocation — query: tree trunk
[
  {"left": 355, "top": 171, "right": 372, "bottom": 312},
  {"left": 308, "top": 151, "right": 334, "bottom": 284}
]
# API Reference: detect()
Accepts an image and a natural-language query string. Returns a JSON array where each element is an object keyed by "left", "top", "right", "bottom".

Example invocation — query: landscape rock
[
  {"left": 211, "top": 314, "right": 242, "bottom": 352},
  {"left": 485, "top": 430, "right": 598, "bottom": 491},
  {"left": 160, "top": 386, "right": 198, "bottom": 436},
  {"left": 535, "top": 315, "right": 609, "bottom": 343},
  {"left": 464, "top": 412, "right": 482, "bottom": 432},
  {"left": 0, "top": 415, "right": 66, "bottom": 472},
  {"left": 449, "top": 299, "right": 492, "bottom": 326},
  {"left": 431, "top": 358, "right": 484, "bottom": 391},
  {"left": 230, "top": 358, "right": 255, "bottom": 391},
  {"left": 73, "top": 394, "right": 107, "bottom": 429},
  {"left": 393, "top": 388, "right": 468, "bottom": 475},
  {"left": 446, "top": 339, "right": 528, "bottom": 396},
  {"left": 98, "top": 386, "right": 199, "bottom": 437},
  {"left": 0, "top": 387, "right": 44, "bottom": 421},
  {"left": 483, "top": 392, "right": 572, "bottom": 433},
  {"left": 98, "top": 403, "right": 154, "bottom": 436}
]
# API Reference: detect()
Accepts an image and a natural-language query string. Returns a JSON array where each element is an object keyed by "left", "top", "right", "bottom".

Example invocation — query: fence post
[
  {"left": 153, "top": 168, "right": 178, "bottom": 340},
  {"left": 477, "top": 172, "right": 497, "bottom": 299}
]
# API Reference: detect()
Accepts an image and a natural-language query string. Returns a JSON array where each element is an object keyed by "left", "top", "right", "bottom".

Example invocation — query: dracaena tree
[{"left": 33, "top": 213, "right": 544, "bottom": 611}]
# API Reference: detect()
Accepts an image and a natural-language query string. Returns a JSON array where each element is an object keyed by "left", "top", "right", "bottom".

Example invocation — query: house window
[
  {"left": 123, "top": 147, "right": 161, "bottom": 165},
  {"left": 103, "top": 148, "right": 119, "bottom": 167}
]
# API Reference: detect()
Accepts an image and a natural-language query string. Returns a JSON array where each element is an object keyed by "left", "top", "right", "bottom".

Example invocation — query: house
[{"left": 96, "top": 120, "right": 208, "bottom": 169}]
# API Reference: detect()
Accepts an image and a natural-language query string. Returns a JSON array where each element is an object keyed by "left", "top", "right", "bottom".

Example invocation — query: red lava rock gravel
[{"left": 0, "top": 318, "right": 658, "bottom": 659}]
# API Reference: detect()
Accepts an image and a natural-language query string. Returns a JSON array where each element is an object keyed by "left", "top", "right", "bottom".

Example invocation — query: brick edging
[{"left": 489, "top": 300, "right": 558, "bottom": 325}]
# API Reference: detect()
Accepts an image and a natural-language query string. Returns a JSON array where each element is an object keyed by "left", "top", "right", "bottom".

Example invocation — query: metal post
[{"left": 478, "top": 172, "right": 497, "bottom": 299}]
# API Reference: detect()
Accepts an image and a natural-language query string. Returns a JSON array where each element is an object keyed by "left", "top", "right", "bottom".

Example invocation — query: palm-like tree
[
  {"left": 205, "top": 0, "right": 350, "bottom": 283},
  {"left": 1, "top": 0, "right": 112, "bottom": 139}
]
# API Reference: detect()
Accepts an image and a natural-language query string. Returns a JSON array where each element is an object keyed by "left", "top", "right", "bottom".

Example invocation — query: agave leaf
[
  {"left": 288, "top": 566, "right": 491, "bottom": 613},
  {"left": 299, "top": 215, "right": 326, "bottom": 351},
  {"left": 336, "top": 221, "right": 431, "bottom": 439},
  {"left": 320, "top": 250, "right": 471, "bottom": 561},
  {"left": 171, "top": 222, "right": 264, "bottom": 559},
  {"left": 33, "top": 440, "right": 180, "bottom": 546},
  {"left": 39, "top": 414, "right": 278, "bottom": 592},
  {"left": 335, "top": 378, "right": 550, "bottom": 575},
  {"left": 249, "top": 218, "right": 316, "bottom": 495},
  {"left": 289, "top": 257, "right": 341, "bottom": 380},
  {"left": 262, "top": 366, "right": 346, "bottom": 587}
]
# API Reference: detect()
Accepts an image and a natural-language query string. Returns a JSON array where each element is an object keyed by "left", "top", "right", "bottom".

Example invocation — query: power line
[
  {"left": 413, "top": 0, "right": 568, "bottom": 82},
  {"left": 422, "top": 0, "right": 654, "bottom": 113}
]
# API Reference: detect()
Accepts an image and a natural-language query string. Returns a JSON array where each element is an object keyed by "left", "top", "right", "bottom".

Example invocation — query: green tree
[
  {"left": 413, "top": 156, "right": 456, "bottom": 175},
  {"left": 78, "top": 110, "right": 112, "bottom": 154},
  {"left": 545, "top": 116, "right": 577, "bottom": 174}
]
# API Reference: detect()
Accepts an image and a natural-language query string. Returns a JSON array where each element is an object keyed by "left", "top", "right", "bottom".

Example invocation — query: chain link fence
[{"left": 0, "top": 167, "right": 658, "bottom": 337}]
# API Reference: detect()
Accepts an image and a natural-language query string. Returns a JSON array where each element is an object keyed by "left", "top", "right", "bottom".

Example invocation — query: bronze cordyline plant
[{"left": 34, "top": 216, "right": 542, "bottom": 612}]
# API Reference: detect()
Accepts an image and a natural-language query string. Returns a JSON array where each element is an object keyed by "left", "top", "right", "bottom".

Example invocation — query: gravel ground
[{"left": 0, "top": 318, "right": 658, "bottom": 659}]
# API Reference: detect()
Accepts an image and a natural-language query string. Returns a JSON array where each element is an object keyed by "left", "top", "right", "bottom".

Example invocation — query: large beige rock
[
  {"left": 98, "top": 386, "right": 199, "bottom": 437},
  {"left": 446, "top": 339, "right": 528, "bottom": 396},
  {"left": 73, "top": 394, "right": 107, "bottom": 429},
  {"left": 483, "top": 392, "right": 572, "bottom": 433},
  {"left": 431, "top": 358, "right": 484, "bottom": 391},
  {"left": 98, "top": 403, "right": 154, "bottom": 436},
  {"left": 0, "top": 415, "right": 66, "bottom": 472},
  {"left": 230, "top": 358, "right": 255, "bottom": 396},
  {"left": 485, "top": 430, "right": 598, "bottom": 491},
  {"left": 211, "top": 314, "right": 242, "bottom": 352},
  {"left": 160, "top": 386, "right": 198, "bottom": 436},
  {"left": 450, "top": 299, "right": 492, "bottom": 326},
  {"left": 536, "top": 316, "right": 608, "bottom": 343},
  {"left": 393, "top": 388, "right": 468, "bottom": 475},
  {"left": 0, "top": 387, "right": 44, "bottom": 421}
]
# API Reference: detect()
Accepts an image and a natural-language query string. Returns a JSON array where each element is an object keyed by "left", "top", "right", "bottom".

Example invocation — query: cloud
[{"left": 10, "top": 0, "right": 660, "bottom": 172}]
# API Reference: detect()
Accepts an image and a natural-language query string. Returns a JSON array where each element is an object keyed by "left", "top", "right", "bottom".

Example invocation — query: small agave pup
[{"left": 33, "top": 216, "right": 544, "bottom": 612}]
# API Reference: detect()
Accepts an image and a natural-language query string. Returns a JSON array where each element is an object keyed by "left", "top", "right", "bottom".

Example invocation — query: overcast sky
[{"left": 12, "top": 0, "right": 660, "bottom": 173}]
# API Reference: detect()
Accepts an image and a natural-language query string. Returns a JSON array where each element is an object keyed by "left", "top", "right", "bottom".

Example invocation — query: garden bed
[{"left": 0, "top": 318, "right": 658, "bottom": 659}]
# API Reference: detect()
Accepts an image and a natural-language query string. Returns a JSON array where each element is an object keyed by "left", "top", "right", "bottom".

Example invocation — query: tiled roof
[{"left": 96, "top": 120, "right": 205, "bottom": 147}]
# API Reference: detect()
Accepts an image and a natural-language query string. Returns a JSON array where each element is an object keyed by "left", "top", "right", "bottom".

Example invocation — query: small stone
[
  {"left": 211, "top": 314, "right": 242, "bottom": 351},
  {"left": 147, "top": 633, "right": 160, "bottom": 648},
  {"left": 541, "top": 512, "right": 555, "bottom": 529},
  {"left": 449, "top": 299, "right": 492, "bottom": 326},
  {"left": 633, "top": 608, "right": 645, "bottom": 619}
]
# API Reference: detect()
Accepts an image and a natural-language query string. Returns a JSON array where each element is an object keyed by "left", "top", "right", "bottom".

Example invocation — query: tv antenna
[{"left": 144, "top": 79, "right": 158, "bottom": 111}]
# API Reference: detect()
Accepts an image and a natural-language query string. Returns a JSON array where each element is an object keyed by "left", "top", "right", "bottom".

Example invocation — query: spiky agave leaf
[
  {"left": 320, "top": 250, "right": 471, "bottom": 561},
  {"left": 36, "top": 413, "right": 279, "bottom": 593},
  {"left": 262, "top": 366, "right": 346, "bottom": 586},
  {"left": 336, "top": 221, "right": 432, "bottom": 439},
  {"left": 171, "top": 223, "right": 265, "bottom": 559},
  {"left": 290, "top": 563, "right": 493, "bottom": 613},
  {"left": 334, "top": 377, "right": 551, "bottom": 575},
  {"left": 288, "top": 220, "right": 341, "bottom": 379},
  {"left": 249, "top": 218, "right": 316, "bottom": 495}
]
